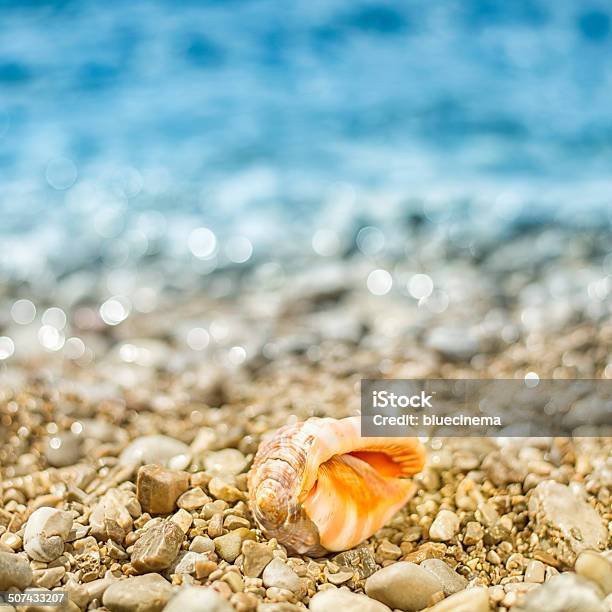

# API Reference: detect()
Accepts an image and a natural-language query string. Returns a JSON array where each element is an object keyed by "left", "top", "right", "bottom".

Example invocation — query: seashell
[{"left": 248, "top": 416, "right": 425, "bottom": 555}]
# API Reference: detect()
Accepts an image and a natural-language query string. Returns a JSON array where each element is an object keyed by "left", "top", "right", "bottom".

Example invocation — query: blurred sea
[{"left": 1, "top": 0, "right": 612, "bottom": 282}]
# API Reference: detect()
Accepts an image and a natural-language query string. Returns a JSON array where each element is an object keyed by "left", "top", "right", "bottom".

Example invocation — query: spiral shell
[{"left": 248, "top": 416, "right": 425, "bottom": 555}]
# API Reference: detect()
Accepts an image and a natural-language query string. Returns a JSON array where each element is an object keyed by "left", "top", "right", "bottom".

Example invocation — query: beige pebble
[
  {"left": 177, "top": 487, "right": 211, "bottom": 511},
  {"left": 575, "top": 550, "right": 612, "bottom": 595},
  {"left": 524, "top": 559, "right": 546, "bottom": 583},
  {"left": 463, "top": 521, "right": 484, "bottom": 545},
  {"left": 426, "top": 586, "right": 490, "bottom": 612},
  {"left": 170, "top": 508, "right": 193, "bottom": 534},
  {"left": 131, "top": 520, "right": 184, "bottom": 573},
  {"left": 136, "top": 464, "right": 190, "bottom": 515},
  {"left": 429, "top": 510, "right": 460, "bottom": 542},
  {"left": 214, "top": 528, "right": 254, "bottom": 563},
  {"left": 208, "top": 477, "right": 244, "bottom": 503}
]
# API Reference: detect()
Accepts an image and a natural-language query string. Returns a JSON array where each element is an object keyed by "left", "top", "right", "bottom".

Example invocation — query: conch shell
[{"left": 248, "top": 416, "right": 425, "bottom": 555}]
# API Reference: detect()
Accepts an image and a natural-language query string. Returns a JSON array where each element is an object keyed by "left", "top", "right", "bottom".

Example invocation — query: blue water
[{"left": 1, "top": 0, "right": 612, "bottom": 278}]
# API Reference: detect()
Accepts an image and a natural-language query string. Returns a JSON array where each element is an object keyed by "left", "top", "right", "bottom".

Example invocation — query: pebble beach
[{"left": 1, "top": 223, "right": 611, "bottom": 612}]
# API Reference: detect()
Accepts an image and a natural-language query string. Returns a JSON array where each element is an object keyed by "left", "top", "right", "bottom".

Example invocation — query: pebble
[
  {"left": 309, "top": 589, "right": 391, "bottom": 612},
  {"left": 426, "top": 587, "right": 490, "bottom": 612},
  {"left": 575, "top": 551, "right": 612, "bottom": 595},
  {"left": 32, "top": 566, "right": 66, "bottom": 588},
  {"left": 89, "top": 488, "right": 135, "bottom": 543},
  {"left": 171, "top": 508, "right": 193, "bottom": 534},
  {"left": 189, "top": 535, "right": 215, "bottom": 554},
  {"left": 44, "top": 432, "right": 82, "bottom": 467},
  {"left": 463, "top": 521, "right": 484, "bottom": 545},
  {"left": 429, "top": 510, "right": 460, "bottom": 542},
  {"left": 524, "top": 559, "right": 546, "bottom": 583},
  {"left": 260, "top": 604, "right": 303, "bottom": 612},
  {"left": 119, "top": 435, "right": 191, "bottom": 469},
  {"left": 102, "top": 573, "right": 174, "bottom": 612},
  {"left": 204, "top": 449, "right": 247, "bottom": 476},
  {"left": 24, "top": 507, "right": 73, "bottom": 562},
  {"left": 0, "top": 551, "right": 33, "bottom": 590},
  {"left": 137, "top": 465, "right": 190, "bottom": 515},
  {"left": 332, "top": 546, "right": 378, "bottom": 579},
  {"left": 421, "top": 559, "right": 468, "bottom": 595},
  {"left": 242, "top": 540, "right": 274, "bottom": 577},
  {"left": 163, "top": 586, "right": 233, "bottom": 612},
  {"left": 177, "top": 487, "right": 211, "bottom": 511},
  {"left": 166, "top": 551, "right": 208, "bottom": 576},
  {"left": 208, "top": 477, "right": 244, "bottom": 503},
  {"left": 529, "top": 481, "right": 607, "bottom": 554},
  {"left": 365, "top": 561, "right": 444, "bottom": 611},
  {"left": 262, "top": 558, "right": 301, "bottom": 593},
  {"left": 131, "top": 520, "right": 184, "bottom": 573},
  {"left": 207, "top": 513, "right": 224, "bottom": 538},
  {"left": 214, "top": 528, "right": 255, "bottom": 563},
  {"left": 517, "top": 572, "right": 607, "bottom": 612}
]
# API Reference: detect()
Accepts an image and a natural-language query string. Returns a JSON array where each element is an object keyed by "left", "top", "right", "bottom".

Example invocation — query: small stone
[
  {"left": 309, "top": 589, "right": 391, "bottom": 612},
  {"left": 44, "top": 432, "right": 82, "bottom": 467},
  {"left": 167, "top": 551, "right": 209, "bottom": 576},
  {"left": 208, "top": 477, "right": 244, "bottom": 503},
  {"left": 102, "top": 573, "right": 174, "bottom": 612},
  {"left": 90, "top": 489, "right": 135, "bottom": 543},
  {"left": 164, "top": 586, "right": 233, "bottom": 612},
  {"left": 326, "top": 570, "right": 354, "bottom": 585},
  {"left": 476, "top": 502, "right": 499, "bottom": 527},
  {"left": 32, "top": 566, "right": 66, "bottom": 588},
  {"left": 195, "top": 559, "right": 217, "bottom": 579},
  {"left": 463, "top": 521, "right": 484, "bottom": 545},
  {"left": 119, "top": 435, "right": 191, "bottom": 469},
  {"left": 365, "top": 561, "right": 444, "bottom": 611},
  {"left": 529, "top": 481, "right": 607, "bottom": 556},
  {"left": 262, "top": 559, "right": 301, "bottom": 593},
  {"left": 333, "top": 546, "right": 378, "bottom": 579},
  {"left": 377, "top": 540, "right": 401, "bottom": 560},
  {"left": 0, "top": 551, "right": 33, "bottom": 590},
  {"left": 189, "top": 536, "right": 215, "bottom": 554},
  {"left": 177, "top": 487, "right": 210, "bottom": 511},
  {"left": 260, "top": 603, "right": 303, "bottom": 612},
  {"left": 170, "top": 509, "right": 193, "bottom": 534},
  {"left": 575, "top": 551, "right": 612, "bottom": 595},
  {"left": 524, "top": 560, "right": 546, "bottom": 583},
  {"left": 421, "top": 559, "right": 468, "bottom": 595},
  {"left": 224, "top": 514, "right": 250, "bottom": 530},
  {"left": 0, "top": 532, "right": 21, "bottom": 550},
  {"left": 137, "top": 465, "right": 190, "bottom": 515},
  {"left": 131, "top": 520, "right": 184, "bottom": 573},
  {"left": 242, "top": 540, "right": 274, "bottom": 578},
  {"left": 517, "top": 572, "right": 607, "bottom": 612},
  {"left": 24, "top": 507, "right": 73, "bottom": 562},
  {"left": 207, "top": 513, "right": 224, "bottom": 538},
  {"left": 486, "top": 550, "right": 501, "bottom": 565},
  {"left": 214, "top": 528, "right": 254, "bottom": 563},
  {"left": 222, "top": 571, "right": 244, "bottom": 593},
  {"left": 204, "top": 449, "right": 247, "bottom": 476},
  {"left": 429, "top": 510, "right": 460, "bottom": 542},
  {"left": 426, "top": 587, "right": 490, "bottom": 612}
]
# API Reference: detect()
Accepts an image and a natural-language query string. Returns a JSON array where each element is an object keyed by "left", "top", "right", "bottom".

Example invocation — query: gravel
[{"left": 102, "top": 573, "right": 174, "bottom": 612}]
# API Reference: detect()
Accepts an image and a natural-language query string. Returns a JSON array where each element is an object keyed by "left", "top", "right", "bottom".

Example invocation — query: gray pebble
[
  {"left": 103, "top": 573, "right": 174, "bottom": 612},
  {"left": 309, "top": 588, "right": 391, "bottom": 612},
  {"left": 365, "top": 562, "right": 444, "bottom": 611},
  {"left": 421, "top": 559, "right": 468, "bottom": 595},
  {"left": 0, "top": 551, "right": 33, "bottom": 590}
]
